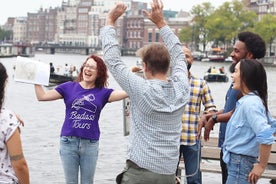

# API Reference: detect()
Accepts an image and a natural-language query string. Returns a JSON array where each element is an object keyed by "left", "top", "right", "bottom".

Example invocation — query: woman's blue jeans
[
  {"left": 177, "top": 141, "right": 202, "bottom": 184},
  {"left": 226, "top": 152, "right": 257, "bottom": 184},
  {"left": 60, "top": 136, "right": 99, "bottom": 184}
]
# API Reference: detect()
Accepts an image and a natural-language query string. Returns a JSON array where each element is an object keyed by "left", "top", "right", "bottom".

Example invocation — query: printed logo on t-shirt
[{"left": 69, "top": 94, "right": 97, "bottom": 129}]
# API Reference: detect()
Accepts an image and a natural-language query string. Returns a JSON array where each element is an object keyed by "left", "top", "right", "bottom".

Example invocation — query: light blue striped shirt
[
  {"left": 223, "top": 93, "right": 276, "bottom": 164},
  {"left": 100, "top": 25, "right": 189, "bottom": 174}
]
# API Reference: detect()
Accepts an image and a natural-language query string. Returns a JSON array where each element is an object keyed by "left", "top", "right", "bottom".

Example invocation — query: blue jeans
[
  {"left": 226, "top": 152, "right": 257, "bottom": 184},
  {"left": 60, "top": 136, "right": 99, "bottom": 184},
  {"left": 177, "top": 141, "right": 202, "bottom": 184}
]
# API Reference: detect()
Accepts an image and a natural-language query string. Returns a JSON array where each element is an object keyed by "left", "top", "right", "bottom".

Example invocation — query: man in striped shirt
[{"left": 100, "top": 0, "right": 190, "bottom": 183}]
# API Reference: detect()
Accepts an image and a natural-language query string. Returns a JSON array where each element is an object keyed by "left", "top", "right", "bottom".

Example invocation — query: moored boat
[
  {"left": 203, "top": 72, "right": 229, "bottom": 82},
  {"left": 49, "top": 73, "right": 76, "bottom": 85}
]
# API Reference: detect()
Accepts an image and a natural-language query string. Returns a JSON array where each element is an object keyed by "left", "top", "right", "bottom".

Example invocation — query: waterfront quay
[{"left": 35, "top": 44, "right": 139, "bottom": 56}]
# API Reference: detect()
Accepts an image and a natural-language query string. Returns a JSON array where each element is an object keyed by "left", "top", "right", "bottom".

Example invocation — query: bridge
[
  {"left": 34, "top": 44, "right": 138, "bottom": 56},
  {"left": 35, "top": 44, "right": 100, "bottom": 55}
]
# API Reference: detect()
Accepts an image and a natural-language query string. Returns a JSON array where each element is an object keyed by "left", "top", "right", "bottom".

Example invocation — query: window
[
  {"left": 155, "top": 33, "right": 159, "bottom": 42},
  {"left": 148, "top": 33, "right": 152, "bottom": 42}
]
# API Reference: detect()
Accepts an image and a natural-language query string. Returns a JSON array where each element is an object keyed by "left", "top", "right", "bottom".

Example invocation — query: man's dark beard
[
  {"left": 229, "top": 63, "right": 236, "bottom": 73},
  {"left": 187, "top": 63, "right": 192, "bottom": 70}
]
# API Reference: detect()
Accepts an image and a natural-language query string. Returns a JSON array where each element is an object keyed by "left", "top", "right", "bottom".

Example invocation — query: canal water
[{"left": 1, "top": 53, "right": 274, "bottom": 183}]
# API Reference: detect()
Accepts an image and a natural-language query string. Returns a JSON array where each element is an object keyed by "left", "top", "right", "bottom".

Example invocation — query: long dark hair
[
  {"left": 76, "top": 55, "right": 108, "bottom": 88},
  {"left": 239, "top": 59, "right": 268, "bottom": 112},
  {"left": 0, "top": 63, "right": 8, "bottom": 111}
]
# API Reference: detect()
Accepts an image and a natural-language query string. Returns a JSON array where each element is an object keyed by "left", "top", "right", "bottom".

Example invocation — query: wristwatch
[{"left": 212, "top": 114, "right": 217, "bottom": 124}]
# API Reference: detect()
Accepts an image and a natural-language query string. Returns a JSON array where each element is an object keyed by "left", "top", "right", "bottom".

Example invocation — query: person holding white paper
[{"left": 34, "top": 55, "right": 128, "bottom": 184}]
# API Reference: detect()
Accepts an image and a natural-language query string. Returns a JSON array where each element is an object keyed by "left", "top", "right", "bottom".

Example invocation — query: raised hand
[
  {"left": 106, "top": 1, "right": 127, "bottom": 26},
  {"left": 142, "top": 0, "right": 166, "bottom": 29}
]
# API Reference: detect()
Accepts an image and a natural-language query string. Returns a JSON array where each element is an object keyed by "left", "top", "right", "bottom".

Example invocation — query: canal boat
[
  {"left": 49, "top": 73, "right": 76, "bottom": 85},
  {"left": 203, "top": 72, "right": 229, "bottom": 82}
]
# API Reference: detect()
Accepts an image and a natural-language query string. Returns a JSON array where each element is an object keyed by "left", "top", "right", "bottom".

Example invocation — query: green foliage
[
  {"left": 205, "top": 0, "right": 257, "bottom": 49},
  {"left": 179, "top": 26, "right": 192, "bottom": 43},
  {"left": 254, "top": 14, "right": 276, "bottom": 43},
  {"left": 0, "top": 27, "right": 12, "bottom": 41},
  {"left": 190, "top": 2, "right": 215, "bottom": 51},
  {"left": 253, "top": 14, "right": 276, "bottom": 55},
  {"left": 179, "top": 0, "right": 275, "bottom": 54}
]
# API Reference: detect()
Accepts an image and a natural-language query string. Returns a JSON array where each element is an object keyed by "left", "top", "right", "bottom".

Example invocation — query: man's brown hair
[{"left": 136, "top": 43, "right": 170, "bottom": 76}]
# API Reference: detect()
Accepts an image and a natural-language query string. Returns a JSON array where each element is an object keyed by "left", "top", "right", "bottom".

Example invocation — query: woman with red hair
[{"left": 34, "top": 54, "right": 128, "bottom": 184}]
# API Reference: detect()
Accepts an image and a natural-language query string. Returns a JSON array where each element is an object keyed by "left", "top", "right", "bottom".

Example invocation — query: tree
[
  {"left": 178, "top": 26, "right": 192, "bottom": 45},
  {"left": 190, "top": 2, "right": 215, "bottom": 52},
  {"left": 205, "top": 0, "right": 257, "bottom": 51},
  {"left": 0, "top": 27, "right": 13, "bottom": 42},
  {"left": 254, "top": 14, "right": 276, "bottom": 56}
]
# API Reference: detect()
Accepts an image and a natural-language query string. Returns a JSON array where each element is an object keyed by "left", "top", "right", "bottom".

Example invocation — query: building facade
[{"left": 6, "top": 0, "right": 191, "bottom": 51}]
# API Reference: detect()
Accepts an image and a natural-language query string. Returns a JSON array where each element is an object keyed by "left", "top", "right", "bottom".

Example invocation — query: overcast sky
[{"left": 0, "top": 0, "right": 228, "bottom": 25}]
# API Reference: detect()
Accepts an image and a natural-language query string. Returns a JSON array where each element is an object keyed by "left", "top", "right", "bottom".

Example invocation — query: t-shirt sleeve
[
  {"left": 0, "top": 109, "right": 20, "bottom": 143},
  {"left": 103, "top": 88, "right": 114, "bottom": 104},
  {"left": 55, "top": 81, "right": 72, "bottom": 97}
]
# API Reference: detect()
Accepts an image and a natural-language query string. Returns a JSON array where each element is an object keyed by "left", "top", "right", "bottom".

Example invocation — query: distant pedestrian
[
  {"left": 50, "top": 62, "right": 55, "bottom": 73},
  {"left": 210, "top": 66, "right": 217, "bottom": 73},
  {"left": 70, "top": 65, "right": 78, "bottom": 77},
  {"left": 219, "top": 66, "right": 225, "bottom": 74},
  {"left": 64, "top": 63, "right": 70, "bottom": 76}
]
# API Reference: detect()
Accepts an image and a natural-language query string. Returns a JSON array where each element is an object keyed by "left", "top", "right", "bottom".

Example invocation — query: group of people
[
  {"left": 207, "top": 66, "right": 225, "bottom": 74},
  {"left": 198, "top": 31, "right": 276, "bottom": 184},
  {"left": 50, "top": 62, "right": 79, "bottom": 77},
  {"left": 179, "top": 29, "right": 276, "bottom": 184},
  {"left": 1, "top": 0, "right": 276, "bottom": 184}
]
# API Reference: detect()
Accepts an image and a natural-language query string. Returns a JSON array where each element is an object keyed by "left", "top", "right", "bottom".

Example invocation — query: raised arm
[
  {"left": 143, "top": 0, "right": 187, "bottom": 79},
  {"left": 34, "top": 84, "right": 62, "bottom": 101}
]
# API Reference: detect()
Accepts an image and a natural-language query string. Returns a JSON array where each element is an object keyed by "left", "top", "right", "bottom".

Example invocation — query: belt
[{"left": 126, "top": 160, "right": 141, "bottom": 169}]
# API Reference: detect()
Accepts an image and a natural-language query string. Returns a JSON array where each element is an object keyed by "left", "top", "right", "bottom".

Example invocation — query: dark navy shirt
[{"left": 218, "top": 84, "right": 239, "bottom": 147}]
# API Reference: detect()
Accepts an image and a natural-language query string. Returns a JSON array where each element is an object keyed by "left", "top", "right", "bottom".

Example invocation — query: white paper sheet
[{"left": 14, "top": 56, "right": 50, "bottom": 86}]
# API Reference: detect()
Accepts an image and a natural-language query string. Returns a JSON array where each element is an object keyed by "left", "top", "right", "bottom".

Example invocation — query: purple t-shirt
[{"left": 55, "top": 82, "right": 113, "bottom": 140}]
